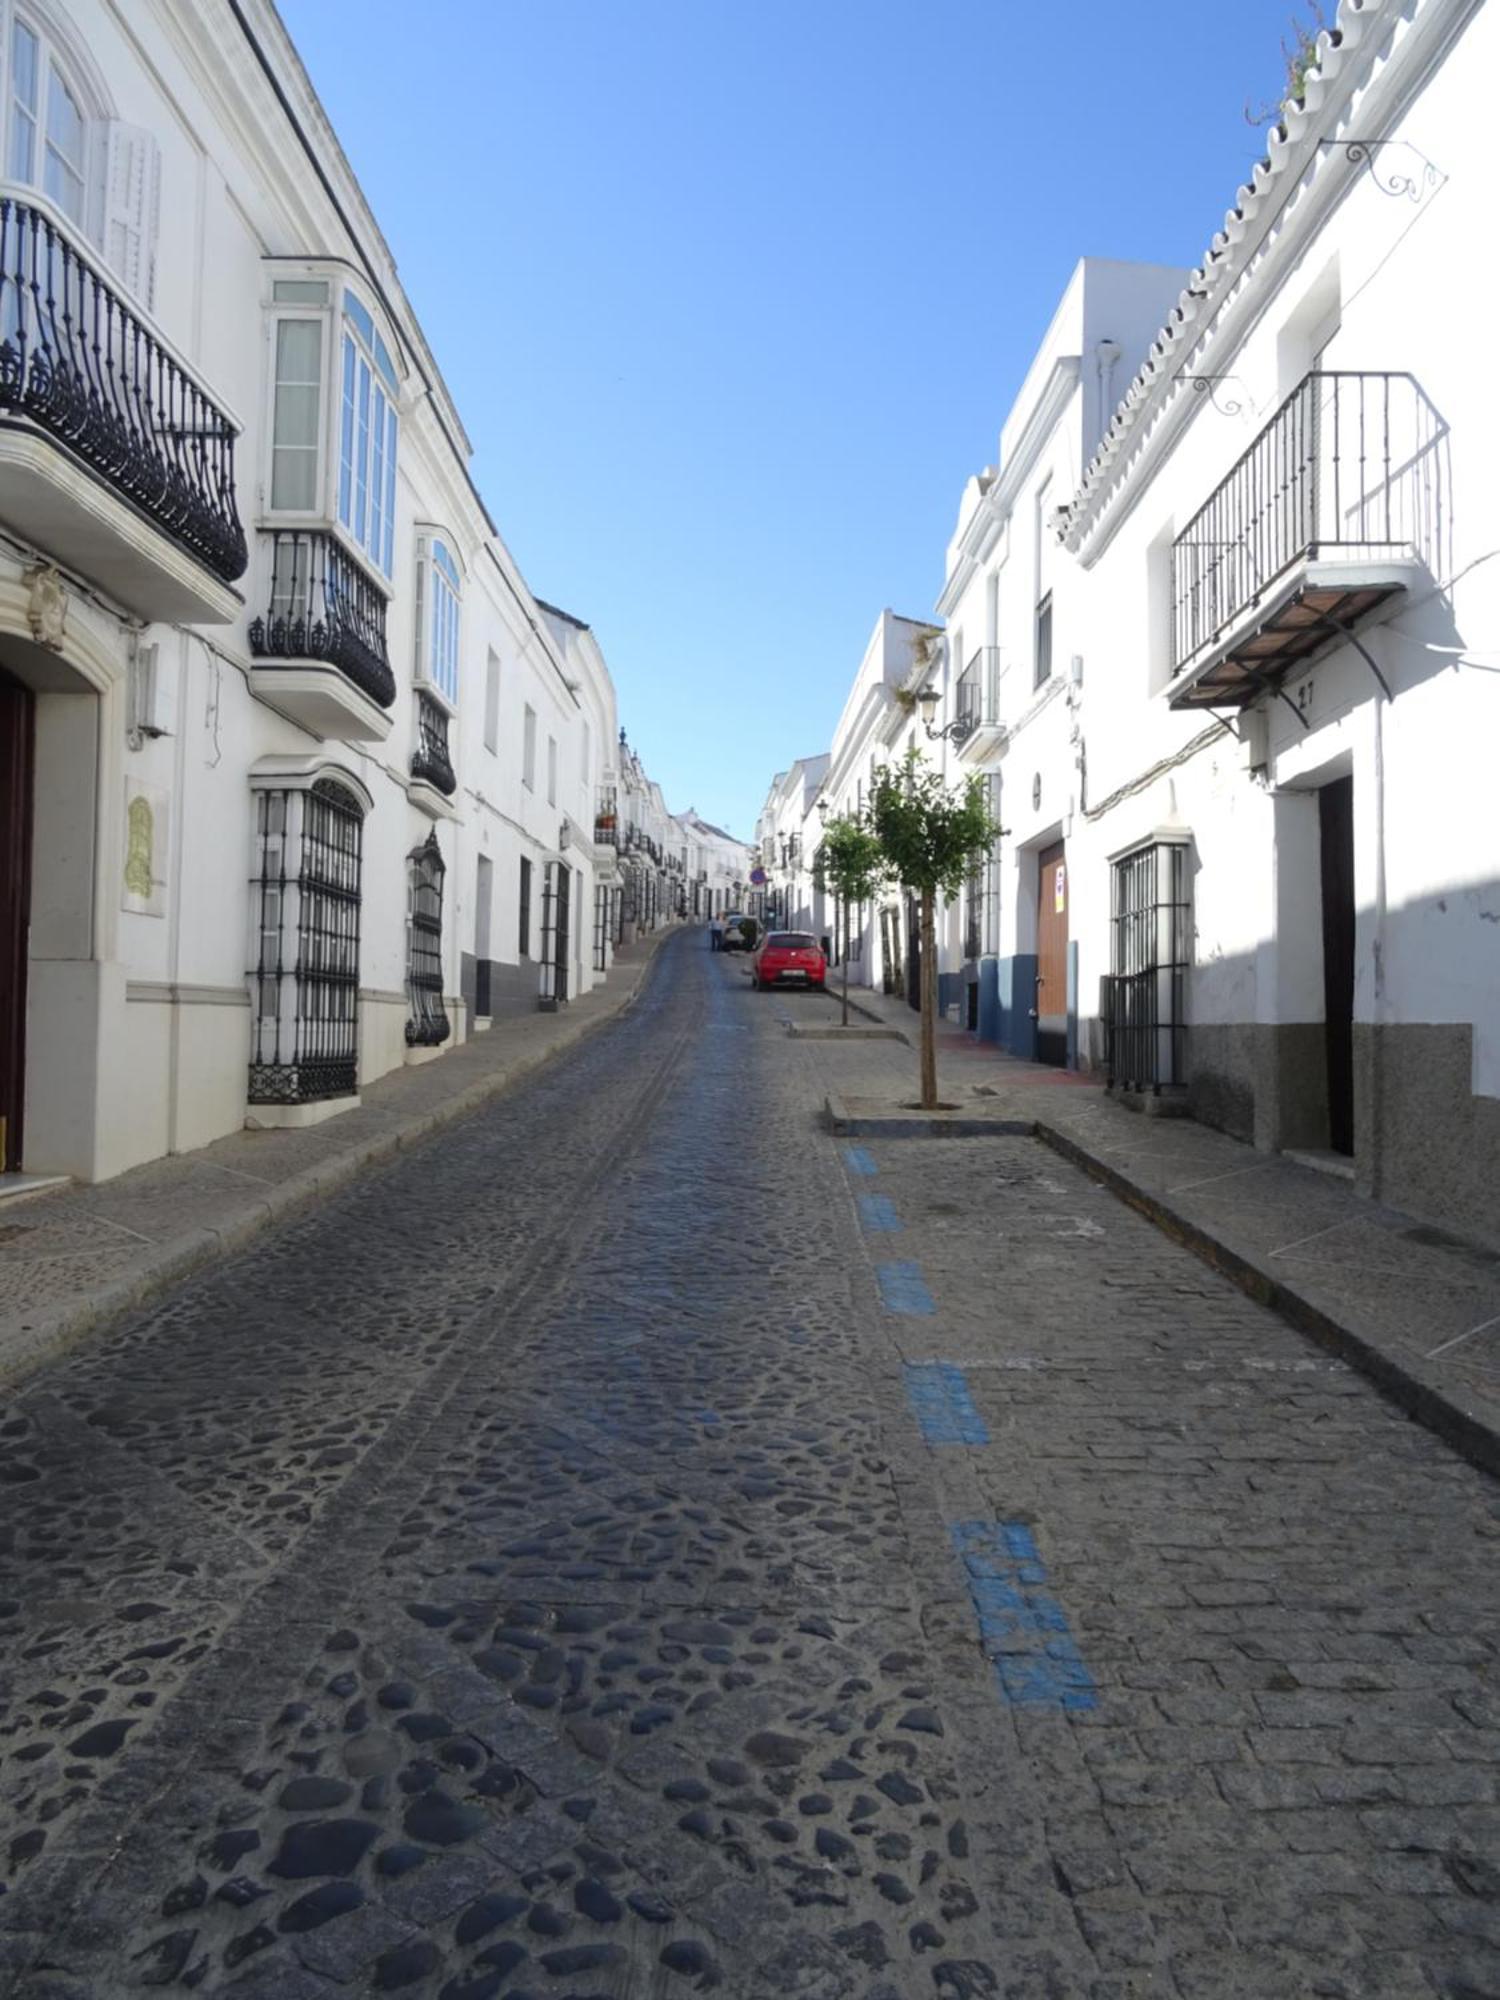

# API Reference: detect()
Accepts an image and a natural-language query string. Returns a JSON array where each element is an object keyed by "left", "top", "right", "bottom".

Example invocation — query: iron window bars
[
  {"left": 594, "top": 785, "right": 619, "bottom": 845},
  {"left": 1105, "top": 839, "right": 1190, "bottom": 1092},
  {"left": 593, "top": 882, "right": 610, "bottom": 972},
  {"left": 249, "top": 528, "right": 396, "bottom": 709},
  {"left": 411, "top": 689, "right": 456, "bottom": 796},
  {"left": 249, "top": 778, "right": 363, "bottom": 1103},
  {"left": 1172, "top": 371, "right": 1426, "bottom": 671},
  {"left": 538, "top": 861, "right": 570, "bottom": 1007},
  {"left": 405, "top": 831, "right": 450, "bottom": 1047},
  {"left": 0, "top": 195, "right": 247, "bottom": 582}
]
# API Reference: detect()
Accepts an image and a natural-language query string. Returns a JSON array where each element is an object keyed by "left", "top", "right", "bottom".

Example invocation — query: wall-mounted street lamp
[{"left": 916, "top": 684, "right": 969, "bottom": 743}]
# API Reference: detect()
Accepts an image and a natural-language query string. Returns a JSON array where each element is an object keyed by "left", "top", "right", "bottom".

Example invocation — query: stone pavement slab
[
  {"left": 804, "top": 978, "right": 1500, "bottom": 1482},
  {"left": 0, "top": 929, "right": 679, "bottom": 1393}
]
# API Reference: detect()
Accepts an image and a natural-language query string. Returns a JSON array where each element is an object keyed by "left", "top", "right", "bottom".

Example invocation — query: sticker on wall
[
  {"left": 122, "top": 779, "right": 169, "bottom": 918},
  {"left": 1053, "top": 863, "right": 1067, "bottom": 915}
]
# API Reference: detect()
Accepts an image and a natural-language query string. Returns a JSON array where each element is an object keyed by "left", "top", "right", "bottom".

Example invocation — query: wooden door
[
  {"left": 1035, "top": 840, "right": 1068, "bottom": 1066},
  {"left": 0, "top": 671, "right": 34, "bottom": 1170},
  {"left": 1319, "top": 777, "right": 1355, "bottom": 1155}
]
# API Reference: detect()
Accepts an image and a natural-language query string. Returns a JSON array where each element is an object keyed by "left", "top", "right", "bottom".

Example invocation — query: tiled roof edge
[{"left": 1061, "top": 0, "right": 1391, "bottom": 546}]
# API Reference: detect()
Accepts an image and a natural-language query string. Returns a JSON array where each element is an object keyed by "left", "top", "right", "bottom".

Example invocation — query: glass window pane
[
  {"left": 12, "top": 22, "right": 38, "bottom": 111},
  {"left": 338, "top": 334, "right": 356, "bottom": 529},
  {"left": 355, "top": 357, "right": 370, "bottom": 548},
  {"left": 343, "top": 289, "right": 375, "bottom": 347},
  {"left": 383, "top": 406, "right": 397, "bottom": 572},
  {"left": 272, "top": 279, "right": 330, "bottom": 304},
  {"left": 8, "top": 107, "right": 35, "bottom": 184},
  {"left": 46, "top": 68, "right": 83, "bottom": 168},
  {"left": 275, "top": 318, "right": 323, "bottom": 385},
  {"left": 43, "top": 147, "right": 84, "bottom": 222}
]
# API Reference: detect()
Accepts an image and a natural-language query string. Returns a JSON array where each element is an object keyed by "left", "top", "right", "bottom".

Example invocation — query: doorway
[
  {"left": 1035, "top": 840, "right": 1068, "bottom": 1067},
  {"left": 0, "top": 671, "right": 33, "bottom": 1172},
  {"left": 1319, "top": 776, "right": 1355, "bottom": 1155},
  {"left": 905, "top": 891, "right": 921, "bottom": 1013}
]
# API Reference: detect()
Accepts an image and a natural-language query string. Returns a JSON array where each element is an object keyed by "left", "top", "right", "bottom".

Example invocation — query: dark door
[
  {"left": 0, "top": 670, "right": 34, "bottom": 1171},
  {"left": 1319, "top": 776, "right": 1355, "bottom": 1155},
  {"left": 905, "top": 891, "right": 921, "bottom": 1012},
  {"left": 554, "top": 862, "right": 571, "bottom": 1005},
  {"left": 1035, "top": 840, "right": 1068, "bottom": 1066}
]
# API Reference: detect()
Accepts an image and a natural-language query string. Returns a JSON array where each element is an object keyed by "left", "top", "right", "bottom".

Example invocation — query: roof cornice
[{"left": 937, "top": 356, "right": 1080, "bottom": 617}]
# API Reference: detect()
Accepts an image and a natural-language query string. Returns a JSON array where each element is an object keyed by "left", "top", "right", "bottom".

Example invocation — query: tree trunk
[
  {"left": 919, "top": 887, "right": 938, "bottom": 1109},
  {"left": 841, "top": 897, "right": 850, "bottom": 1028}
]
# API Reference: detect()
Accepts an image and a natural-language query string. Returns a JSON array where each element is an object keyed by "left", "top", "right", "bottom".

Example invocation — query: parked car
[
  {"left": 721, "top": 913, "right": 756, "bottom": 952},
  {"left": 751, "top": 931, "right": 827, "bottom": 990}
]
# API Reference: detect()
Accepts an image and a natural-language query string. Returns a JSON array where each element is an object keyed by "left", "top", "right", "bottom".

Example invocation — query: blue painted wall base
[
  {"left": 997, "top": 954, "right": 1038, "bottom": 1061},
  {"left": 977, "top": 956, "right": 1000, "bottom": 1044}
]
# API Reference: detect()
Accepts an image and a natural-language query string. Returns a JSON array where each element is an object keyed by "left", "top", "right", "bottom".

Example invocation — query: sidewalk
[
  {"left": 808, "top": 979, "right": 1500, "bottom": 1482},
  {"left": 0, "top": 929, "right": 677, "bottom": 1392}
]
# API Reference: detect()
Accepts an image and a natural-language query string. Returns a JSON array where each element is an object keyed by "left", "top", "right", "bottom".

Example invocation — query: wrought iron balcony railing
[
  {"left": 594, "top": 784, "right": 619, "bottom": 845},
  {"left": 954, "top": 645, "right": 1002, "bottom": 741},
  {"left": 411, "top": 688, "right": 456, "bottom": 796},
  {"left": 1172, "top": 371, "right": 1430, "bottom": 673},
  {"left": 0, "top": 194, "right": 247, "bottom": 581},
  {"left": 249, "top": 529, "right": 396, "bottom": 709}
]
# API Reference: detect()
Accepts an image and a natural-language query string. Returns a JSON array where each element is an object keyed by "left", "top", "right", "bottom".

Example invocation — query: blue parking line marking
[
  {"left": 950, "top": 1521, "right": 1097, "bottom": 1711},
  {"left": 844, "top": 1146, "right": 879, "bottom": 1177},
  {"left": 857, "top": 1193, "right": 901, "bottom": 1233},
  {"left": 876, "top": 1261, "right": 935, "bottom": 1315},
  {"left": 904, "top": 1363, "right": 989, "bottom": 1445}
]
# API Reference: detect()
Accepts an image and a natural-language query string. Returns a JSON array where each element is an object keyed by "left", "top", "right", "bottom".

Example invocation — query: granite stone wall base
[
  {"left": 1357, "top": 1021, "right": 1500, "bottom": 1249},
  {"left": 1188, "top": 1018, "right": 1498, "bottom": 1251}
]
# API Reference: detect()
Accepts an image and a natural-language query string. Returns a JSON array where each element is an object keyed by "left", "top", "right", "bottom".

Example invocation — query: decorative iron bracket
[
  {"left": 1315, "top": 613, "right": 1393, "bottom": 701},
  {"left": 1321, "top": 138, "right": 1446, "bottom": 204},
  {"left": 1178, "top": 373, "right": 1257, "bottom": 419}
]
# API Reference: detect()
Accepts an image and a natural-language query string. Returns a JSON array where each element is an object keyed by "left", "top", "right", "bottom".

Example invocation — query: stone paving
[
  {"left": 1, "top": 933, "right": 1498, "bottom": 1996},
  {"left": 0, "top": 932, "right": 675, "bottom": 1392}
]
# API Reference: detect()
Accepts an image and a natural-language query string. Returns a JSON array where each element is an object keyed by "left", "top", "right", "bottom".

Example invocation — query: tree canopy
[{"left": 867, "top": 749, "right": 999, "bottom": 896}]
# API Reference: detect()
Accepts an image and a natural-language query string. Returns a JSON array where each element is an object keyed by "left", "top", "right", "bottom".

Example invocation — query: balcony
[
  {"left": 953, "top": 645, "right": 1007, "bottom": 759},
  {"left": 0, "top": 194, "right": 246, "bottom": 622},
  {"left": 1169, "top": 372, "right": 1436, "bottom": 709},
  {"left": 594, "top": 785, "right": 619, "bottom": 847},
  {"left": 248, "top": 528, "right": 394, "bottom": 741},
  {"left": 408, "top": 688, "right": 456, "bottom": 815}
]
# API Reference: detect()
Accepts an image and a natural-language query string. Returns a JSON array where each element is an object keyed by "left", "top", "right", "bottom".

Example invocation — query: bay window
[
  {"left": 414, "top": 532, "right": 461, "bottom": 705},
  {"left": 338, "top": 289, "right": 398, "bottom": 575}
]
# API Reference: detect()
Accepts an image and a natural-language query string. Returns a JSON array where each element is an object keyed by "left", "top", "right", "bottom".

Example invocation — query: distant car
[
  {"left": 751, "top": 930, "right": 827, "bottom": 990},
  {"left": 721, "top": 913, "right": 755, "bottom": 952}
]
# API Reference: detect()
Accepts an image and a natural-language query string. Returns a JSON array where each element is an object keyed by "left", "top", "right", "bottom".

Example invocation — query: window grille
[
  {"left": 405, "top": 831, "right": 450, "bottom": 1047},
  {"left": 1106, "top": 840, "right": 1190, "bottom": 1091},
  {"left": 593, "top": 882, "right": 610, "bottom": 972},
  {"left": 963, "top": 855, "right": 983, "bottom": 962},
  {"left": 249, "top": 778, "right": 363, "bottom": 1103},
  {"left": 1034, "top": 591, "right": 1053, "bottom": 689}
]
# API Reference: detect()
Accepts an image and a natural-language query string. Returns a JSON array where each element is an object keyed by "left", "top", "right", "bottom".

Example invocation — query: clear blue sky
[{"left": 280, "top": 0, "right": 1301, "bottom": 841}]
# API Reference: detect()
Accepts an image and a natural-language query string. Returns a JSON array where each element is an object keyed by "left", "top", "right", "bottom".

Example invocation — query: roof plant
[
  {"left": 868, "top": 749, "right": 1001, "bottom": 1110},
  {"left": 818, "top": 811, "right": 888, "bottom": 1029}
]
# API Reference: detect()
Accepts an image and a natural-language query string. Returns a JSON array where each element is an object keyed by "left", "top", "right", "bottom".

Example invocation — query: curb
[
  {"left": 1034, "top": 1118, "right": 1500, "bottom": 1486},
  {"left": 823, "top": 1092, "right": 1034, "bottom": 1140},
  {"left": 0, "top": 929, "right": 679, "bottom": 1394},
  {"left": 788, "top": 1025, "right": 909, "bottom": 1043}
]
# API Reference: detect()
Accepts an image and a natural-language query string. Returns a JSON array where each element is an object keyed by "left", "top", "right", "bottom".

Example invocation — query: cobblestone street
[{"left": 2, "top": 932, "right": 1498, "bottom": 1999}]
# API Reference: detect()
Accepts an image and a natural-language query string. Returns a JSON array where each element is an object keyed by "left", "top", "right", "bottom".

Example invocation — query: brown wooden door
[
  {"left": 1035, "top": 840, "right": 1068, "bottom": 1066},
  {"left": 0, "top": 670, "right": 34, "bottom": 1171},
  {"left": 1319, "top": 777, "right": 1355, "bottom": 1156}
]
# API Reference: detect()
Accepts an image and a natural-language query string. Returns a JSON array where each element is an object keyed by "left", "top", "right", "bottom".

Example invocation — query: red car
[{"left": 751, "top": 930, "right": 827, "bottom": 990}]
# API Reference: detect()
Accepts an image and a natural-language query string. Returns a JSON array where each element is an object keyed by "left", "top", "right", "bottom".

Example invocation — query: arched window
[
  {"left": 2, "top": 6, "right": 162, "bottom": 309},
  {"left": 405, "top": 832, "right": 450, "bottom": 1047},
  {"left": 249, "top": 771, "right": 366, "bottom": 1105},
  {"left": 7, "top": 10, "right": 86, "bottom": 223}
]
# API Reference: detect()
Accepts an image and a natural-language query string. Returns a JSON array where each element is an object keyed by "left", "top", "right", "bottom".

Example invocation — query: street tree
[
  {"left": 868, "top": 749, "right": 1000, "bottom": 1110},
  {"left": 817, "top": 812, "right": 887, "bottom": 1028}
]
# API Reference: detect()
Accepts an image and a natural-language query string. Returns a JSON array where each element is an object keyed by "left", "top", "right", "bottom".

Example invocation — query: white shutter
[{"left": 103, "top": 122, "right": 161, "bottom": 312}]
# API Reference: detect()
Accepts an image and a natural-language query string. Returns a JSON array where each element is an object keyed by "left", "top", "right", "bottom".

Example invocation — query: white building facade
[
  {"left": 769, "top": 0, "right": 1498, "bottom": 1239},
  {"left": 0, "top": 0, "right": 673, "bottom": 1185}
]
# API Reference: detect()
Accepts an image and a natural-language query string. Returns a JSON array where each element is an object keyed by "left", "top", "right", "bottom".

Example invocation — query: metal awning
[{"left": 1167, "top": 555, "right": 1419, "bottom": 710}]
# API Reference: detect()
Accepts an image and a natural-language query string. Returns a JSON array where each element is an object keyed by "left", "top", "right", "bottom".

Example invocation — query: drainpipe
[{"left": 1094, "top": 340, "right": 1122, "bottom": 446}]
